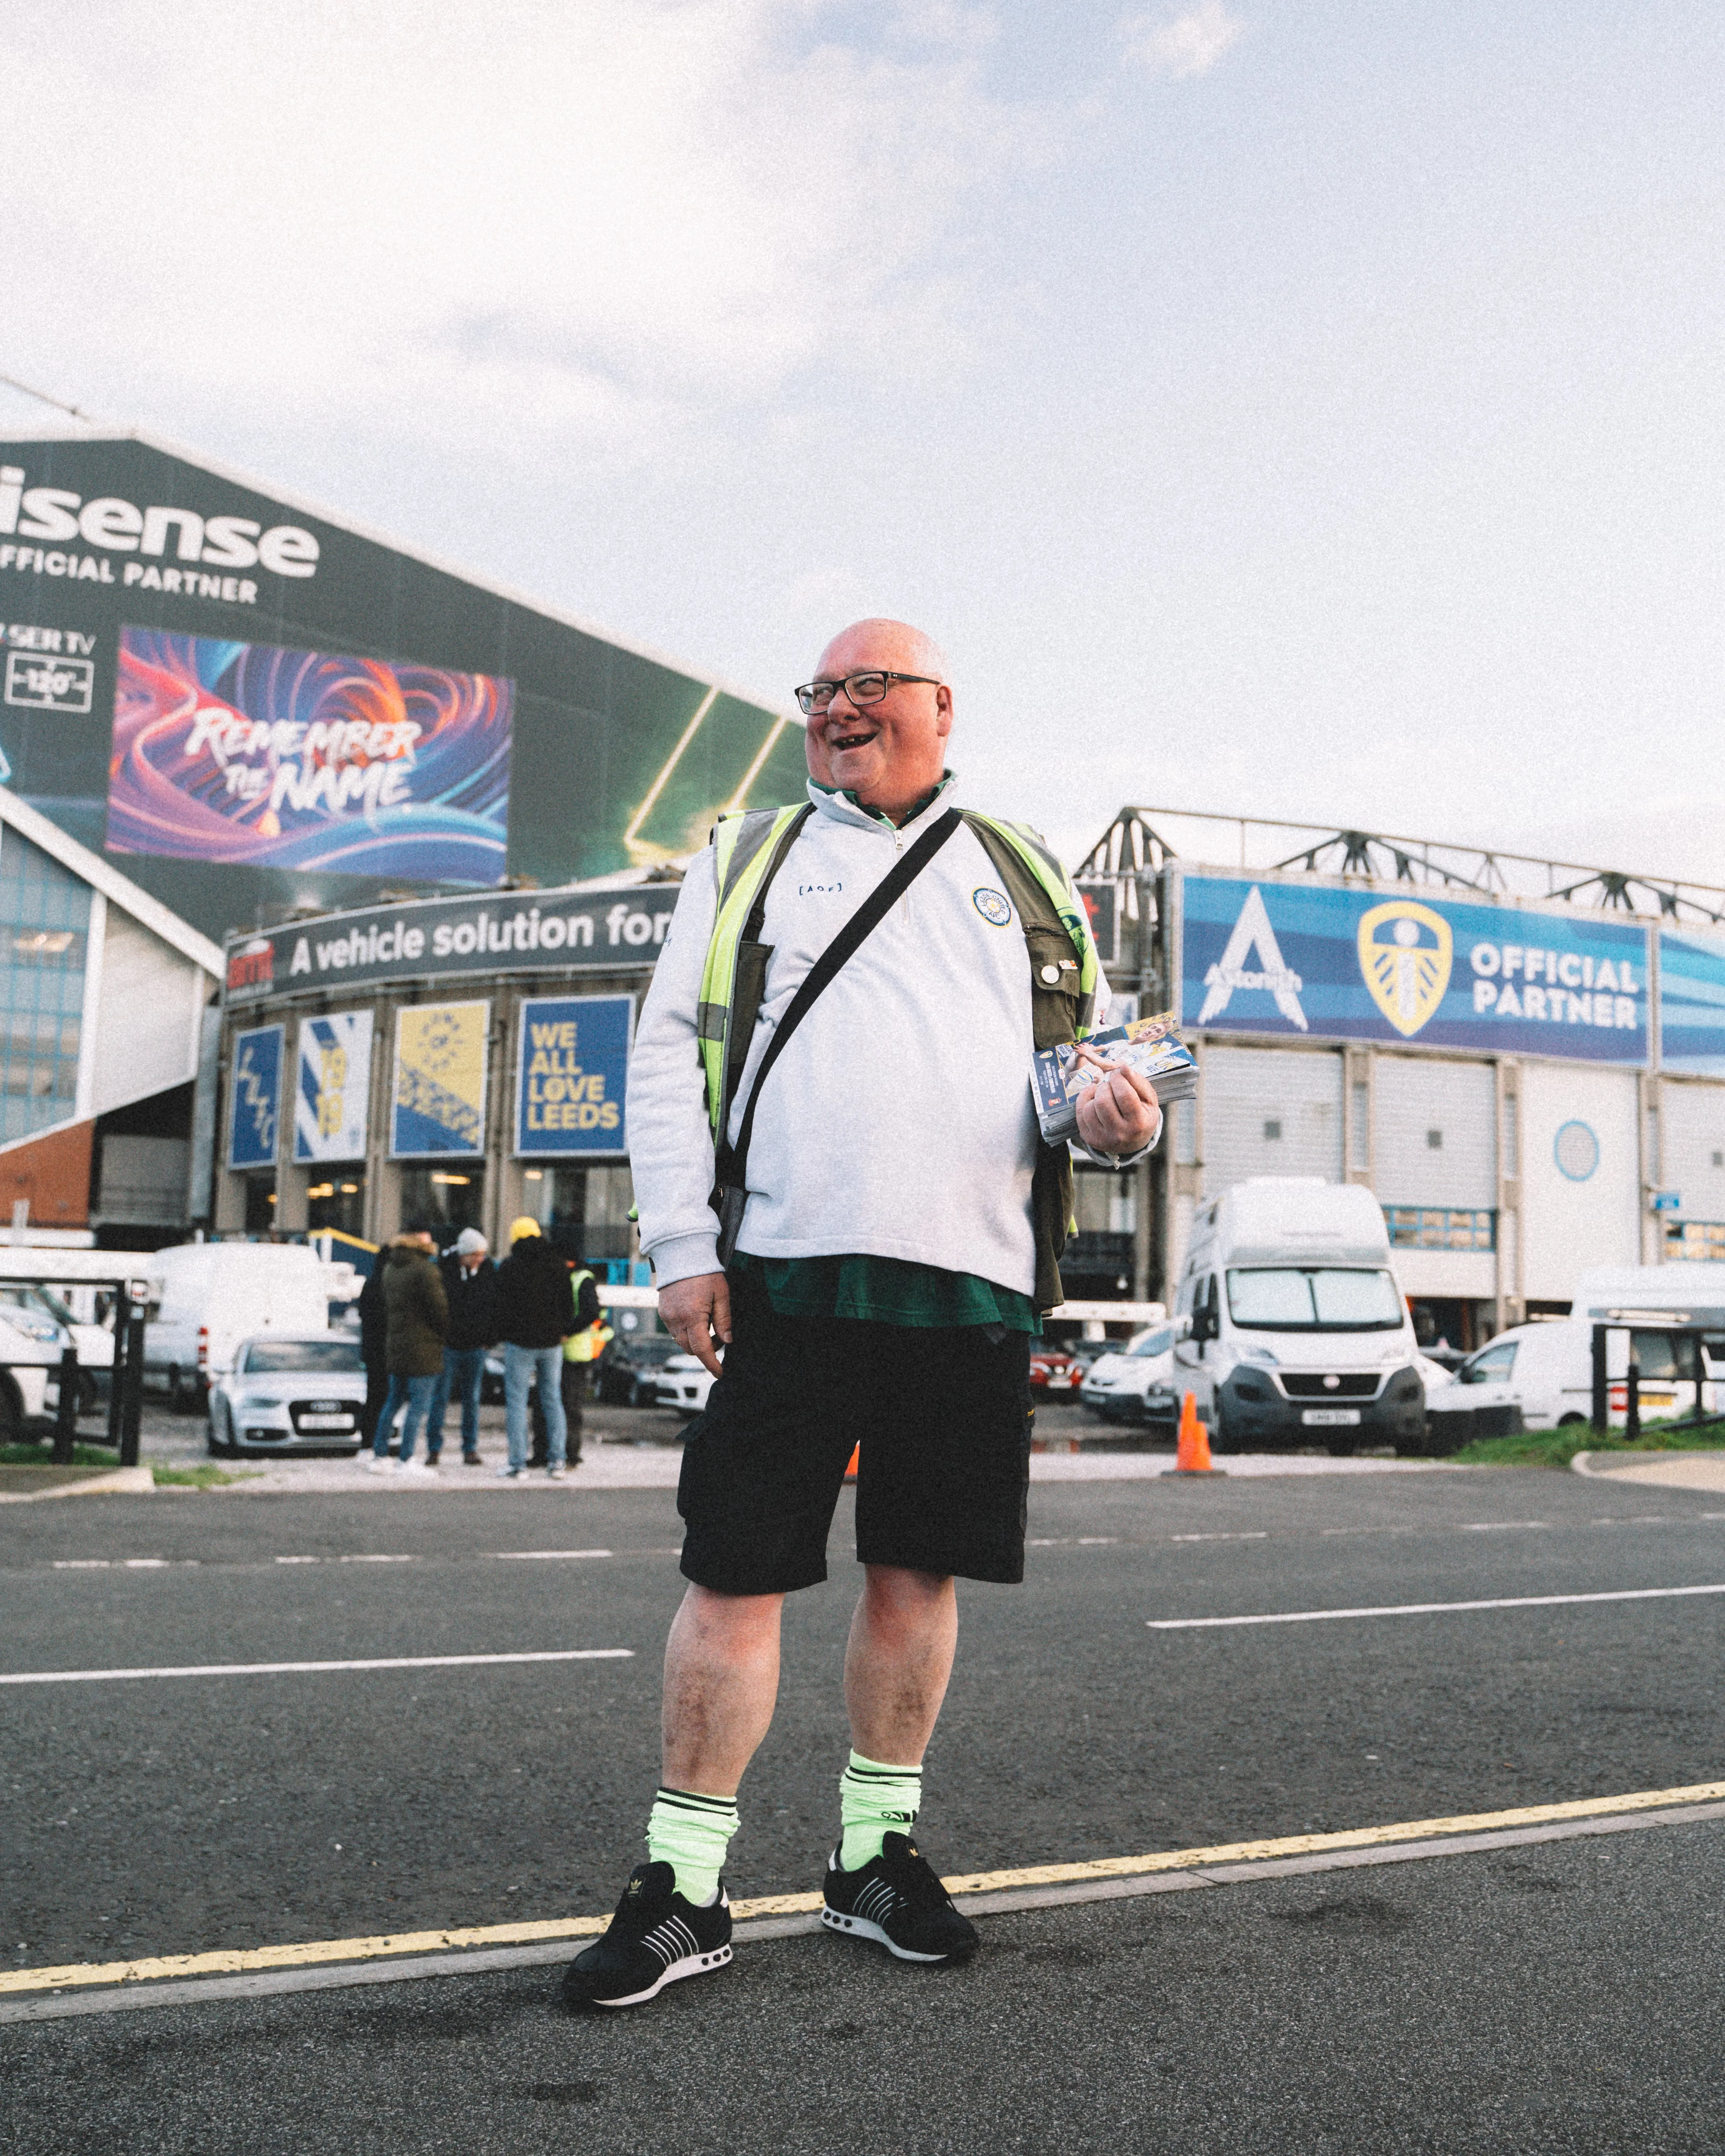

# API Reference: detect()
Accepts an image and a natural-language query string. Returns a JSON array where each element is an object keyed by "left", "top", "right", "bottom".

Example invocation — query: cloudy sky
[{"left": 4, "top": 0, "right": 1721, "bottom": 881}]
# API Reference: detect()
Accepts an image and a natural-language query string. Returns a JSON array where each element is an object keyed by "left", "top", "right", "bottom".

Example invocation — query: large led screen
[
  {"left": 0, "top": 433, "right": 809, "bottom": 943},
  {"left": 108, "top": 630, "right": 510, "bottom": 881}
]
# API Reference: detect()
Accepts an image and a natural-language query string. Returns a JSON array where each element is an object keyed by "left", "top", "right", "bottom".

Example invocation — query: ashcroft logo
[
  {"left": 0, "top": 464, "right": 320, "bottom": 608},
  {"left": 1196, "top": 886, "right": 1308, "bottom": 1030}
]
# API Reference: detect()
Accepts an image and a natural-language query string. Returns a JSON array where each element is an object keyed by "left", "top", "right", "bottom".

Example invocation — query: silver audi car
[{"left": 207, "top": 1335, "right": 369, "bottom": 1455}]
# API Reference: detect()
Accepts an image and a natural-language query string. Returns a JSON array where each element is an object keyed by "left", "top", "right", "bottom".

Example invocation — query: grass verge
[
  {"left": 0, "top": 1440, "right": 122, "bottom": 1470},
  {"left": 1450, "top": 1417, "right": 1725, "bottom": 1468},
  {"left": 152, "top": 1463, "right": 260, "bottom": 1488}
]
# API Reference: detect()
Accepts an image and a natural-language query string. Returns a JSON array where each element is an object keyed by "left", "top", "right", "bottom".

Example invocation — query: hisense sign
[{"left": 1, "top": 459, "right": 319, "bottom": 605}]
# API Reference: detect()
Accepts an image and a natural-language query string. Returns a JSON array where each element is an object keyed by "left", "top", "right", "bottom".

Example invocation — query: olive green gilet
[{"left": 694, "top": 802, "right": 1100, "bottom": 1312}]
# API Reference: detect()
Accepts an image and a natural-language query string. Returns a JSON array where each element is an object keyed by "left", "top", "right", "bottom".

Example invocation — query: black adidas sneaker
[
  {"left": 821, "top": 1831, "right": 979, "bottom": 1964},
  {"left": 561, "top": 1861, "right": 733, "bottom": 2010}
]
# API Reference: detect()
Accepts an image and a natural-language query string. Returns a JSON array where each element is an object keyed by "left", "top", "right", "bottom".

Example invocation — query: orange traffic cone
[
  {"left": 844, "top": 1444, "right": 860, "bottom": 1481},
  {"left": 1162, "top": 1391, "right": 1223, "bottom": 1476}
]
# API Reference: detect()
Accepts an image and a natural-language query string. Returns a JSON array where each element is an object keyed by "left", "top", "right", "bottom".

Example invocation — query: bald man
[{"left": 564, "top": 620, "right": 1160, "bottom": 2010}]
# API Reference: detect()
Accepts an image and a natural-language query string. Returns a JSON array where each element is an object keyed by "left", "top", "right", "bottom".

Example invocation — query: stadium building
[
  {"left": 216, "top": 803, "right": 1725, "bottom": 1337},
  {"left": 1, "top": 409, "right": 807, "bottom": 1248},
  {"left": 1078, "top": 809, "right": 1725, "bottom": 1350},
  {"left": 10, "top": 410, "right": 1723, "bottom": 1326}
]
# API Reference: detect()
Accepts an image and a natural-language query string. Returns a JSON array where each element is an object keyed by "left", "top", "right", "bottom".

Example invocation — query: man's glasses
[{"left": 793, "top": 671, "right": 942, "bottom": 717}]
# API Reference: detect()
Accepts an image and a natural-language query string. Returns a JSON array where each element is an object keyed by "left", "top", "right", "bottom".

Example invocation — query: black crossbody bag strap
[{"left": 709, "top": 806, "right": 963, "bottom": 1265}]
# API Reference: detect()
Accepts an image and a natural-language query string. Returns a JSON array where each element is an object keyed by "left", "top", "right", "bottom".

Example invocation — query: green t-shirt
[
  {"left": 733, "top": 1252, "right": 1040, "bottom": 1334},
  {"left": 748, "top": 776, "right": 1039, "bottom": 1333}
]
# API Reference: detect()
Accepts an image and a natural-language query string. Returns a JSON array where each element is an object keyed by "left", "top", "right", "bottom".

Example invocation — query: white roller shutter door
[
  {"left": 1660, "top": 1080, "right": 1725, "bottom": 1224},
  {"left": 1373, "top": 1055, "right": 1497, "bottom": 1208},
  {"left": 1202, "top": 1046, "right": 1342, "bottom": 1196}
]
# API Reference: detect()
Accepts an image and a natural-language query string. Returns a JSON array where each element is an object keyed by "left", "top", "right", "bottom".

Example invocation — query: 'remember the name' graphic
[{"left": 107, "top": 629, "right": 512, "bottom": 883}]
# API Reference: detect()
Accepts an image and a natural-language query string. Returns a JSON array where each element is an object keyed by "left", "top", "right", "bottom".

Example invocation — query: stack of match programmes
[{"left": 1031, "top": 1011, "right": 1199, "bottom": 1146}]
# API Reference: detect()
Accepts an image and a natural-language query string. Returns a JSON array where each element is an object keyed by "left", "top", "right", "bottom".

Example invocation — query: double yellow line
[{"left": 8, "top": 1778, "right": 1723, "bottom": 1999}]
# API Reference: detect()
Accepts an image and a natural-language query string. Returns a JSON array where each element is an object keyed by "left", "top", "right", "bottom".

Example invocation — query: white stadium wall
[
  {"left": 1517, "top": 1062, "right": 1641, "bottom": 1301},
  {"left": 1200, "top": 1046, "right": 1344, "bottom": 1191}
]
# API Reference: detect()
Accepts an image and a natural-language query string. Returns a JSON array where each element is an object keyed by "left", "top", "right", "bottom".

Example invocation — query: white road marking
[
  {"left": 339, "top": 1554, "right": 416, "bottom": 1564},
  {"left": 1458, "top": 1521, "right": 1549, "bottom": 1532},
  {"left": 492, "top": 1549, "right": 613, "bottom": 1561},
  {"left": 275, "top": 1556, "right": 319, "bottom": 1565},
  {"left": 50, "top": 1558, "right": 191, "bottom": 1570},
  {"left": 1171, "top": 1532, "right": 1270, "bottom": 1543},
  {"left": 0, "top": 1648, "right": 633, "bottom": 1686},
  {"left": 1148, "top": 1583, "right": 1725, "bottom": 1629}
]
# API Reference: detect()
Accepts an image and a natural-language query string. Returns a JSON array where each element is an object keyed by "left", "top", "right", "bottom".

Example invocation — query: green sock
[
  {"left": 838, "top": 1750, "right": 922, "bottom": 1872},
  {"left": 646, "top": 1787, "right": 739, "bottom": 1906}
]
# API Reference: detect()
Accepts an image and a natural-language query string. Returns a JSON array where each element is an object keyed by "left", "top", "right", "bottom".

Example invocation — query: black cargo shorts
[{"left": 676, "top": 1264, "right": 1034, "bottom": 1595}]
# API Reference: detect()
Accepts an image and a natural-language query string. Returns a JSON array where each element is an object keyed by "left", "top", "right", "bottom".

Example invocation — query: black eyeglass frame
[{"left": 793, "top": 671, "right": 944, "bottom": 717}]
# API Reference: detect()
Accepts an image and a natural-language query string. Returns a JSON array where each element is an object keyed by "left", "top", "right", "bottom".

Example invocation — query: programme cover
[{"left": 1031, "top": 1010, "right": 1197, "bottom": 1144}]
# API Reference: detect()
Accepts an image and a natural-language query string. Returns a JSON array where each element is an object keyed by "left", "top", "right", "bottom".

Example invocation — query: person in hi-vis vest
[
  {"left": 529, "top": 1261, "right": 607, "bottom": 1467},
  {"left": 563, "top": 618, "right": 1160, "bottom": 2010}
]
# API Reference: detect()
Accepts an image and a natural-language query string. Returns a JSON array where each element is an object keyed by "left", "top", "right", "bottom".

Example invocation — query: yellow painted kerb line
[{"left": 7, "top": 1778, "right": 1723, "bottom": 1997}]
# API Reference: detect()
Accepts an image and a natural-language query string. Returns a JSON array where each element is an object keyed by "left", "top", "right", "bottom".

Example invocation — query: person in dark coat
[
  {"left": 369, "top": 1230, "right": 449, "bottom": 1473},
  {"left": 355, "top": 1257, "right": 390, "bottom": 1448},
  {"left": 493, "top": 1216, "right": 574, "bottom": 1477},
  {"left": 427, "top": 1228, "right": 499, "bottom": 1466}
]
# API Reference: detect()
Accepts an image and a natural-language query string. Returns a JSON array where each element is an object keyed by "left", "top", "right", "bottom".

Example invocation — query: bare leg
[
  {"left": 662, "top": 1583, "right": 785, "bottom": 1796},
  {"left": 844, "top": 1564, "right": 958, "bottom": 1764}
]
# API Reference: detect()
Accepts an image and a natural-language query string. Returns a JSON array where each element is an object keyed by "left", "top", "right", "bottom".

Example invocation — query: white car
[
  {"left": 1079, "top": 1325, "right": 1177, "bottom": 1425},
  {"left": 0, "top": 1295, "right": 86, "bottom": 1437},
  {"left": 653, "top": 1353, "right": 717, "bottom": 1417},
  {"left": 0, "top": 1283, "right": 110, "bottom": 1411},
  {"left": 207, "top": 1334, "right": 369, "bottom": 1456}
]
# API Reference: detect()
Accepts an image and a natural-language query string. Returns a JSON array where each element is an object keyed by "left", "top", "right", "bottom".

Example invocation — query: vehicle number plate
[
  {"left": 298, "top": 1413, "right": 354, "bottom": 1429},
  {"left": 1301, "top": 1408, "right": 1361, "bottom": 1427}
]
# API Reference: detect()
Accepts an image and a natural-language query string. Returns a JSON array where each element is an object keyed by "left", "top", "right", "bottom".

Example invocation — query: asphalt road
[
  {"left": 7, "top": 1465, "right": 1725, "bottom": 1965},
  {"left": 8, "top": 1817, "right": 1725, "bottom": 2156},
  {"left": 6, "top": 1463, "right": 1725, "bottom": 2152}
]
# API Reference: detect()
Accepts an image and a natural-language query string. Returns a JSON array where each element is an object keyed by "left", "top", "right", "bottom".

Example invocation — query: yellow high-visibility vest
[
  {"left": 693, "top": 803, "right": 1102, "bottom": 1311},
  {"left": 696, "top": 805, "right": 1100, "bottom": 1139},
  {"left": 563, "top": 1267, "right": 612, "bottom": 1362}
]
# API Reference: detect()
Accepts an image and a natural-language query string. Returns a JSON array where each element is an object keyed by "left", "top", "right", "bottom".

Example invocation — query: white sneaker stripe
[{"left": 641, "top": 1922, "right": 683, "bottom": 1967}]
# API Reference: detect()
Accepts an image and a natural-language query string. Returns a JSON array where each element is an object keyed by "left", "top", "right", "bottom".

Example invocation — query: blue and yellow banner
[
  {"left": 1181, "top": 875, "right": 1649, "bottom": 1065},
  {"left": 391, "top": 1002, "right": 489, "bottom": 1158},
  {"left": 515, "top": 995, "right": 631, "bottom": 1158},
  {"left": 227, "top": 1024, "right": 284, "bottom": 1169},
  {"left": 294, "top": 1010, "right": 372, "bottom": 1162}
]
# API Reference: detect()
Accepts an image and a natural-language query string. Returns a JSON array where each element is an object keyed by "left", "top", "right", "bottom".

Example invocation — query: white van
[
  {"left": 1172, "top": 1179, "right": 1425, "bottom": 1453},
  {"left": 144, "top": 1242, "right": 353, "bottom": 1405},
  {"left": 1439, "top": 1264, "right": 1725, "bottom": 1431}
]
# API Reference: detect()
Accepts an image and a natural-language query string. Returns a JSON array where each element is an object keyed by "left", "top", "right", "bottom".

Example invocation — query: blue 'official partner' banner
[
  {"left": 227, "top": 1023, "right": 284, "bottom": 1168},
  {"left": 514, "top": 995, "right": 633, "bottom": 1159},
  {"left": 1181, "top": 875, "right": 1649, "bottom": 1065}
]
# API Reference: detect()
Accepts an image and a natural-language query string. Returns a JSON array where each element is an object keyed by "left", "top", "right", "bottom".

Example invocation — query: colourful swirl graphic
[{"left": 107, "top": 630, "right": 511, "bottom": 883}]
